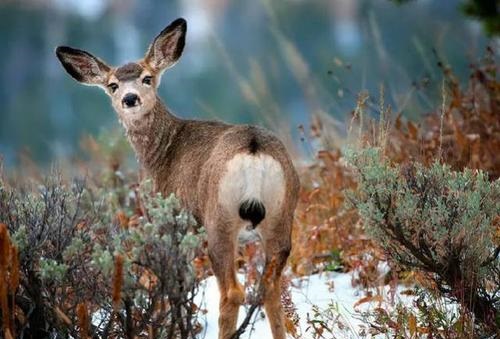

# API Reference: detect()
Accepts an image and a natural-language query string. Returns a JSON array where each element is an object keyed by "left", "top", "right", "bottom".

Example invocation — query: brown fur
[
  {"left": 125, "top": 97, "right": 299, "bottom": 223},
  {"left": 114, "top": 62, "right": 144, "bottom": 82},
  {"left": 56, "top": 18, "right": 299, "bottom": 339}
]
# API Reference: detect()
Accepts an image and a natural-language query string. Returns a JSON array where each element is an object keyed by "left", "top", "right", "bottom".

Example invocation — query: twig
[
  {"left": 230, "top": 304, "right": 261, "bottom": 339},
  {"left": 482, "top": 245, "right": 500, "bottom": 267},
  {"left": 438, "top": 77, "right": 446, "bottom": 161}
]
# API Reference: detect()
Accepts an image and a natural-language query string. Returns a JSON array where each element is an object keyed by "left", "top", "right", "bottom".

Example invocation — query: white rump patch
[{"left": 218, "top": 153, "right": 285, "bottom": 223}]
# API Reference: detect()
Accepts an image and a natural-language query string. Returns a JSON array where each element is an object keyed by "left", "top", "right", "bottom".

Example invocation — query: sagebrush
[
  {"left": 0, "top": 174, "right": 206, "bottom": 339},
  {"left": 346, "top": 147, "right": 499, "bottom": 334}
]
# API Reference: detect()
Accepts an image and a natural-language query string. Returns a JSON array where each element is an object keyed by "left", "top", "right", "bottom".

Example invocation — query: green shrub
[
  {"left": 346, "top": 148, "right": 500, "bottom": 334},
  {"left": 0, "top": 174, "right": 206, "bottom": 339}
]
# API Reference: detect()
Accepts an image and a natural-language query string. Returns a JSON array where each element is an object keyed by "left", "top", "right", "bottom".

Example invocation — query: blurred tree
[
  {"left": 461, "top": 0, "right": 500, "bottom": 36},
  {"left": 390, "top": 0, "right": 500, "bottom": 36}
]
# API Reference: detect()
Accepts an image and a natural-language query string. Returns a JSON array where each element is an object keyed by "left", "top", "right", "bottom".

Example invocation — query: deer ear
[
  {"left": 145, "top": 18, "right": 186, "bottom": 73},
  {"left": 55, "top": 46, "right": 110, "bottom": 86}
]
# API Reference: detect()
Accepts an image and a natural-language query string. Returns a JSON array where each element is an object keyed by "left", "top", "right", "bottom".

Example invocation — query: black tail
[{"left": 239, "top": 199, "right": 266, "bottom": 228}]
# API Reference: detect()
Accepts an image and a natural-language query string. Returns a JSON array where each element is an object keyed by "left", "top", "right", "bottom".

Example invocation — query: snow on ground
[{"left": 195, "top": 272, "right": 417, "bottom": 339}]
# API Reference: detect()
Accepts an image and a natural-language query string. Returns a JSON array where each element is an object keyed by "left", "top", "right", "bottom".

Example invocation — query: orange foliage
[
  {"left": 0, "top": 223, "right": 11, "bottom": 336},
  {"left": 112, "top": 254, "right": 124, "bottom": 311},
  {"left": 76, "top": 302, "right": 89, "bottom": 339},
  {"left": 388, "top": 47, "right": 500, "bottom": 178},
  {"left": 290, "top": 149, "right": 383, "bottom": 283},
  {"left": 0, "top": 223, "right": 20, "bottom": 338}
]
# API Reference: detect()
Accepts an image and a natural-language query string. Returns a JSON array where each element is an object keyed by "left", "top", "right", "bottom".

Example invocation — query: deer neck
[{"left": 123, "top": 97, "right": 182, "bottom": 175}]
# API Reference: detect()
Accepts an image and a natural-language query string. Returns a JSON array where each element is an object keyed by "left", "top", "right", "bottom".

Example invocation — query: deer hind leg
[
  {"left": 208, "top": 223, "right": 245, "bottom": 339},
  {"left": 259, "top": 222, "right": 292, "bottom": 339}
]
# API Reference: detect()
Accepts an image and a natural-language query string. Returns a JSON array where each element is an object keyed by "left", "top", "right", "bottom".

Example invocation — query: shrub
[
  {"left": 290, "top": 149, "right": 385, "bottom": 288},
  {"left": 88, "top": 180, "right": 206, "bottom": 339},
  {"left": 0, "top": 174, "right": 95, "bottom": 338},
  {"left": 0, "top": 173, "right": 206, "bottom": 339},
  {"left": 305, "top": 301, "right": 356, "bottom": 338},
  {"left": 290, "top": 150, "right": 364, "bottom": 276},
  {"left": 385, "top": 47, "right": 500, "bottom": 179},
  {"left": 363, "top": 288, "right": 480, "bottom": 338},
  {"left": 346, "top": 147, "right": 500, "bottom": 333}
]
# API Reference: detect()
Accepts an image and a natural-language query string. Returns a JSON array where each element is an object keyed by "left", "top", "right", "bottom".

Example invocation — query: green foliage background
[{"left": 0, "top": 0, "right": 492, "bottom": 166}]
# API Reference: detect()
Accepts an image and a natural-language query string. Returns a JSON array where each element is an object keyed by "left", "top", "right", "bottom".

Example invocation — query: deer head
[{"left": 55, "top": 18, "right": 186, "bottom": 128}]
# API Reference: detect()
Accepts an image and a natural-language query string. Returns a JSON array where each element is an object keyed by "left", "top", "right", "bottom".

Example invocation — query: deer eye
[
  {"left": 142, "top": 76, "right": 153, "bottom": 85},
  {"left": 107, "top": 83, "right": 119, "bottom": 93}
]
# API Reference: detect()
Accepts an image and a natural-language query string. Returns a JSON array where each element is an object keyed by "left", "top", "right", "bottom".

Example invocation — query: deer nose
[{"left": 122, "top": 93, "right": 139, "bottom": 108}]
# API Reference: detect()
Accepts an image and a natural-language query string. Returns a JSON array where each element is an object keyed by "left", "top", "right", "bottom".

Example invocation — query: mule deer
[{"left": 56, "top": 18, "right": 299, "bottom": 339}]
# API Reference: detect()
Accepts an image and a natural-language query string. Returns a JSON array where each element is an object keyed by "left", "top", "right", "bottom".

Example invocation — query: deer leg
[
  {"left": 260, "top": 224, "right": 291, "bottom": 339},
  {"left": 208, "top": 227, "right": 245, "bottom": 339}
]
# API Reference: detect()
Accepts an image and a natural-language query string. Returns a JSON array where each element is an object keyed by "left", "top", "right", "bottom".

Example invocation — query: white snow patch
[
  {"left": 195, "top": 272, "right": 418, "bottom": 339},
  {"left": 88, "top": 271, "right": 458, "bottom": 338}
]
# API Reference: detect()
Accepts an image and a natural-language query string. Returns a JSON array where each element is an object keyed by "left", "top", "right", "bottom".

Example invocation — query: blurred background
[{"left": 0, "top": 0, "right": 496, "bottom": 167}]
